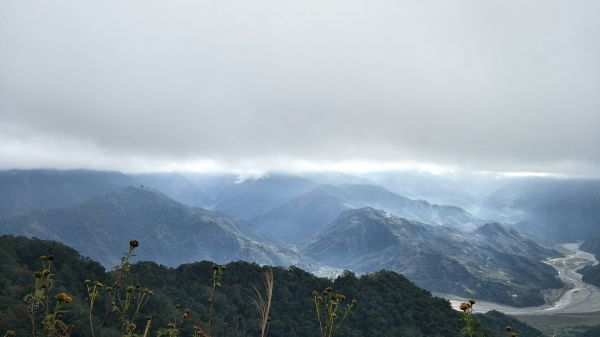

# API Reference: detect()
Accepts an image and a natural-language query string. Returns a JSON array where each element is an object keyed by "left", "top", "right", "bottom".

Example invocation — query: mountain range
[
  {"left": 0, "top": 186, "right": 303, "bottom": 267},
  {"left": 250, "top": 184, "right": 483, "bottom": 245},
  {"left": 2, "top": 168, "right": 600, "bottom": 308},
  {"left": 302, "top": 207, "right": 561, "bottom": 306}
]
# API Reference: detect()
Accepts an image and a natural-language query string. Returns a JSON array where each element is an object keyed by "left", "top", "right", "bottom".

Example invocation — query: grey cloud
[{"left": 0, "top": 0, "right": 599, "bottom": 175}]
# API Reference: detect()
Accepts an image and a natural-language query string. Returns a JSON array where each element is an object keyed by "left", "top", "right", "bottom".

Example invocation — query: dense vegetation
[
  {"left": 577, "top": 236, "right": 600, "bottom": 287},
  {"left": 0, "top": 236, "right": 545, "bottom": 337}
]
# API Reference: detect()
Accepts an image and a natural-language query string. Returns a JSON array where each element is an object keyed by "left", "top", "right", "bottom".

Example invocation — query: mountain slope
[
  {"left": 303, "top": 208, "right": 562, "bottom": 307},
  {"left": 576, "top": 237, "right": 600, "bottom": 287},
  {"left": 0, "top": 187, "right": 302, "bottom": 267},
  {"left": 212, "top": 174, "right": 317, "bottom": 220},
  {"left": 481, "top": 178, "right": 600, "bottom": 243},
  {"left": 473, "top": 222, "right": 556, "bottom": 261},
  {"left": 251, "top": 184, "right": 483, "bottom": 245},
  {"left": 131, "top": 172, "right": 213, "bottom": 207},
  {"left": 0, "top": 169, "right": 133, "bottom": 217},
  {"left": 0, "top": 236, "right": 547, "bottom": 337}
]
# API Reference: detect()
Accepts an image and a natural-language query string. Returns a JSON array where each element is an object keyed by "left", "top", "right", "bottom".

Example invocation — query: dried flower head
[
  {"left": 55, "top": 292, "right": 72, "bottom": 304},
  {"left": 129, "top": 240, "right": 139, "bottom": 248}
]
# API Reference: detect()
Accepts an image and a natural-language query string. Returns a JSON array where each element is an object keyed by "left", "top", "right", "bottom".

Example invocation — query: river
[{"left": 444, "top": 243, "right": 600, "bottom": 315}]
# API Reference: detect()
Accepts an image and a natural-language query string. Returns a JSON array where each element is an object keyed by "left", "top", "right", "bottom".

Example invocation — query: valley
[
  {"left": 1, "top": 169, "right": 600, "bottom": 336},
  {"left": 446, "top": 243, "right": 600, "bottom": 315}
]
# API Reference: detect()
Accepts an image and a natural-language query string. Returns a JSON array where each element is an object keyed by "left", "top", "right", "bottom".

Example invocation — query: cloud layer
[{"left": 1, "top": 0, "right": 599, "bottom": 175}]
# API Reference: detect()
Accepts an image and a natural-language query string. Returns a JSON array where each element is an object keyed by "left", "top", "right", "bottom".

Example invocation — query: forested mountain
[
  {"left": 0, "top": 187, "right": 302, "bottom": 267},
  {"left": 576, "top": 237, "right": 600, "bottom": 288},
  {"left": 0, "top": 236, "right": 546, "bottom": 337},
  {"left": 130, "top": 172, "right": 214, "bottom": 208},
  {"left": 481, "top": 178, "right": 600, "bottom": 244},
  {"left": 580, "top": 236, "right": 600, "bottom": 258},
  {"left": 212, "top": 174, "right": 318, "bottom": 220},
  {"left": 251, "top": 184, "right": 483, "bottom": 245},
  {"left": 303, "top": 208, "right": 561, "bottom": 307},
  {"left": 0, "top": 169, "right": 131, "bottom": 217}
]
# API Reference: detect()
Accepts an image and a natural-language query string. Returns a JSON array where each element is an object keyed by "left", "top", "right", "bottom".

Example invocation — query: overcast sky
[{"left": 1, "top": 0, "right": 599, "bottom": 176}]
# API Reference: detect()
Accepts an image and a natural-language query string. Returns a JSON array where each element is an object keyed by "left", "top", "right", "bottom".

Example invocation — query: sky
[{"left": 1, "top": 0, "right": 599, "bottom": 176}]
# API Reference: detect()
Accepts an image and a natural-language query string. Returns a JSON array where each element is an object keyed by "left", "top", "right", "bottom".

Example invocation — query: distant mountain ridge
[
  {"left": 251, "top": 183, "right": 483, "bottom": 245},
  {"left": 481, "top": 178, "right": 600, "bottom": 243},
  {"left": 0, "top": 186, "right": 303, "bottom": 267},
  {"left": 303, "top": 207, "right": 561, "bottom": 307}
]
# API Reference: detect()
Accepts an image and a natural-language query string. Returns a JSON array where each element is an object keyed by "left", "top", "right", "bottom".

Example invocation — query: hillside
[
  {"left": 212, "top": 174, "right": 317, "bottom": 220},
  {"left": 576, "top": 237, "right": 600, "bottom": 288},
  {"left": 303, "top": 208, "right": 562, "bottom": 307},
  {"left": 251, "top": 184, "right": 482, "bottom": 245},
  {"left": 481, "top": 178, "right": 600, "bottom": 244},
  {"left": 0, "top": 236, "right": 546, "bottom": 337},
  {"left": 0, "top": 169, "right": 132, "bottom": 217},
  {"left": 0, "top": 187, "right": 302, "bottom": 267}
]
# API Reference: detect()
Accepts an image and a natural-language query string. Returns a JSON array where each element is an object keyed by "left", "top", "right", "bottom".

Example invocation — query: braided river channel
[{"left": 446, "top": 243, "right": 600, "bottom": 315}]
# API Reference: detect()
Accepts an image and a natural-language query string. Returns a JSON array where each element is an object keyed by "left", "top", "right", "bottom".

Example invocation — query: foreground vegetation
[{"left": 0, "top": 236, "right": 547, "bottom": 337}]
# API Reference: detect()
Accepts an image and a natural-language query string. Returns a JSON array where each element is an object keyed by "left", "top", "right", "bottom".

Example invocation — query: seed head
[
  {"left": 55, "top": 292, "right": 73, "bottom": 304},
  {"left": 129, "top": 240, "right": 139, "bottom": 248},
  {"left": 47, "top": 255, "right": 55, "bottom": 261}
]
